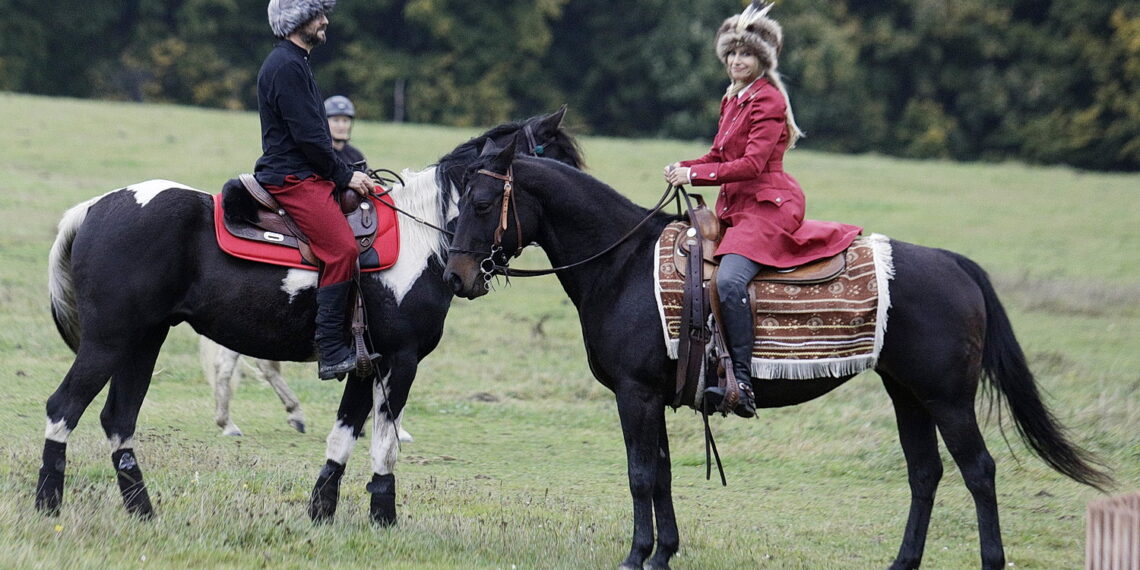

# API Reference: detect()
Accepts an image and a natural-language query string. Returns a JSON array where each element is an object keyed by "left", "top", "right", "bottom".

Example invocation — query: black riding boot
[
  {"left": 706, "top": 299, "right": 757, "bottom": 418},
  {"left": 315, "top": 281, "right": 357, "bottom": 380}
]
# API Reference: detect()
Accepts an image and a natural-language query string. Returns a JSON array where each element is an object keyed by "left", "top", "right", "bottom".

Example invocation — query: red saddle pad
[{"left": 212, "top": 193, "right": 399, "bottom": 272}]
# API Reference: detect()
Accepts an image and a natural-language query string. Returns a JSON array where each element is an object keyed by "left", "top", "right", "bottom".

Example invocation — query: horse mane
[
  {"left": 508, "top": 156, "right": 683, "bottom": 226},
  {"left": 435, "top": 114, "right": 585, "bottom": 199}
]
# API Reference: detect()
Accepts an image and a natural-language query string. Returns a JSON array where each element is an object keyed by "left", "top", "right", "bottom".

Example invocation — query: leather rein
[{"left": 457, "top": 165, "right": 686, "bottom": 280}]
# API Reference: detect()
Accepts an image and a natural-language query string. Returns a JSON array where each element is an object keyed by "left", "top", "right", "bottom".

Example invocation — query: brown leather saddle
[
  {"left": 220, "top": 174, "right": 380, "bottom": 268},
  {"left": 674, "top": 204, "right": 846, "bottom": 286}
]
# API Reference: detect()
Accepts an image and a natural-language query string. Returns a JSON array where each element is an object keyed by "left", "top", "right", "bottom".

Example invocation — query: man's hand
[{"left": 348, "top": 171, "right": 373, "bottom": 197}]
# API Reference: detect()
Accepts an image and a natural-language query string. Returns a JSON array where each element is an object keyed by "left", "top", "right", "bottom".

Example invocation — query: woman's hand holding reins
[{"left": 663, "top": 163, "right": 691, "bottom": 186}]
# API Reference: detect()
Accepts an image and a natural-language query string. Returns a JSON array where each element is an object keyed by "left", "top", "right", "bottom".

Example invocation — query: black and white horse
[
  {"left": 443, "top": 144, "right": 1112, "bottom": 570},
  {"left": 38, "top": 109, "right": 583, "bottom": 524}
]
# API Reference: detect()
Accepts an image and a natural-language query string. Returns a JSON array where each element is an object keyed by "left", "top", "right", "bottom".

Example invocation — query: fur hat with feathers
[
  {"left": 268, "top": 0, "right": 335, "bottom": 39},
  {"left": 715, "top": 1, "right": 783, "bottom": 72}
]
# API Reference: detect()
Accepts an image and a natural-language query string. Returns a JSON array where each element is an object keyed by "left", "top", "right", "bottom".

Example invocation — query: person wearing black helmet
[{"left": 324, "top": 95, "right": 368, "bottom": 170}]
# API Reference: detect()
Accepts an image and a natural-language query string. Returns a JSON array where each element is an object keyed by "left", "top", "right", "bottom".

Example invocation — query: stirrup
[
  {"left": 354, "top": 352, "right": 382, "bottom": 377},
  {"left": 702, "top": 382, "right": 756, "bottom": 419}
]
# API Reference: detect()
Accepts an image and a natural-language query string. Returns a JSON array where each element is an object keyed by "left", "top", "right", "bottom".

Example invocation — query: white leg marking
[
  {"left": 325, "top": 421, "right": 357, "bottom": 465},
  {"left": 108, "top": 436, "right": 137, "bottom": 451},
  {"left": 370, "top": 372, "right": 400, "bottom": 476},
  {"left": 45, "top": 419, "right": 71, "bottom": 443}
]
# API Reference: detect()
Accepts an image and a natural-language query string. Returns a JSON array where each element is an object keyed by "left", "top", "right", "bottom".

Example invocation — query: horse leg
[
  {"left": 882, "top": 374, "right": 944, "bottom": 570},
  {"left": 930, "top": 403, "right": 1004, "bottom": 569},
  {"left": 202, "top": 338, "right": 244, "bottom": 436},
  {"left": 254, "top": 359, "right": 305, "bottom": 434},
  {"left": 36, "top": 344, "right": 118, "bottom": 515},
  {"left": 367, "top": 356, "right": 418, "bottom": 526},
  {"left": 614, "top": 382, "right": 668, "bottom": 570},
  {"left": 646, "top": 419, "right": 679, "bottom": 570},
  {"left": 309, "top": 372, "right": 373, "bottom": 522},
  {"left": 99, "top": 329, "right": 167, "bottom": 518}
]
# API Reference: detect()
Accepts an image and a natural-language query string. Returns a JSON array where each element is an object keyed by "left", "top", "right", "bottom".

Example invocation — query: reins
[
  {"left": 455, "top": 166, "right": 732, "bottom": 487},
  {"left": 367, "top": 168, "right": 456, "bottom": 237},
  {"left": 463, "top": 166, "right": 688, "bottom": 279},
  {"left": 365, "top": 122, "right": 556, "bottom": 239}
]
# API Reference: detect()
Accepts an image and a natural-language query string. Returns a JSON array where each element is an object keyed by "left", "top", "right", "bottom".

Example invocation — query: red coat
[{"left": 679, "top": 78, "right": 861, "bottom": 268}]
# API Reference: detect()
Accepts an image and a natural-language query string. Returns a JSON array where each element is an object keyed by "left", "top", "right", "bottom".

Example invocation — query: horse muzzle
[{"left": 443, "top": 256, "right": 489, "bottom": 299}]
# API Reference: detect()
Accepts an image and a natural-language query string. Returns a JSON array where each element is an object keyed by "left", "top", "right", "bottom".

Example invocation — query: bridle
[
  {"left": 367, "top": 123, "right": 558, "bottom": 238},
  {"left": 452, "top": 164, "right": 689, "bottom": 287}
]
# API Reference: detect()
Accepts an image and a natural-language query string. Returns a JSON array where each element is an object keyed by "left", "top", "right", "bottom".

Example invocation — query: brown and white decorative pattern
[{"left": 654, "top": 228, "right": 894, "bottom": 380}]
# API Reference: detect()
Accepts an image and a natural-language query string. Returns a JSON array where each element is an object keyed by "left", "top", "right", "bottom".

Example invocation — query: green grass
[{"left": 1, "top": 91, "right": 1137, "bottom": 568}]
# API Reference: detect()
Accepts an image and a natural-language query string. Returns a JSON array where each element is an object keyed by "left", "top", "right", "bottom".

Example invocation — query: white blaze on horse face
[
  {"left": 281, "top": 269, "right": 318, "bottom": 302},
  {"left": 44, "top": 419, "right": 70, "bottom": 443},
  {"left": 371, "top": 371, "right": 400, "bottom": 476},
  {"left": 325, "top": 420, "right": 357, "bottom": 465},
  {"left": 125, "top": 179, "right": 202, "bottom": 207}
]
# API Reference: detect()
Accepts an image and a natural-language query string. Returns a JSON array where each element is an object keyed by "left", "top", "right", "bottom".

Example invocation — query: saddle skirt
[
  {"left": 654, "top": 220, "right": 895, "bottom": 380},
  {"left": 213, "top": 178, "right": 399, "bottom": 272}
]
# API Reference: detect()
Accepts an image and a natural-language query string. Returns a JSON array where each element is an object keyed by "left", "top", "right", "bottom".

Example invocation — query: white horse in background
[{"left": 199, "top": 337, "right": 413, "bottom": 441}]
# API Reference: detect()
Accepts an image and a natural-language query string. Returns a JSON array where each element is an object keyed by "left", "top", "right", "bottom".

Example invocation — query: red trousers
[{"left": 266, "top": 175, "right": 357, "bottom": 286}]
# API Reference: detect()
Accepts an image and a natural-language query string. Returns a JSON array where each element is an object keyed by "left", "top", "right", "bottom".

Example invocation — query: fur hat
[
  {"left": 715, "top": 1, "right": 783, "bottom": 73},
  {"left": 268, "top": 0, "right": 336, "bottom": 39}
]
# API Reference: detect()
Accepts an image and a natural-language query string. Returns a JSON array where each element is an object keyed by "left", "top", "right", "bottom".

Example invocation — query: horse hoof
[
  {"left": 289, "top": 419, "right": 306, "bottom": 434},
  {"left": 222, "top": 426, "right": 243, "bottom": 437}
]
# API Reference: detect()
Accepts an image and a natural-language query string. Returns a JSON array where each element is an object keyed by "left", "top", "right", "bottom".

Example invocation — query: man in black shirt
[{"left": 257, "top": 0, "right": 374, "bottom": 380}]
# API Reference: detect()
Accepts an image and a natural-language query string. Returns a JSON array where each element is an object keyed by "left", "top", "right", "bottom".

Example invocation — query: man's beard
[{"left": 300, "top": 28, "right": 326, "bottom": 47}]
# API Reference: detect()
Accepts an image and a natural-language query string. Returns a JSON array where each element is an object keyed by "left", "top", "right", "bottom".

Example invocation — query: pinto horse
[
  {"left": 38, "top": 108, "right": 583, "bottom": 524},
  {"left": 442, "top": 143, "right": 1112, "bottom": 570}
]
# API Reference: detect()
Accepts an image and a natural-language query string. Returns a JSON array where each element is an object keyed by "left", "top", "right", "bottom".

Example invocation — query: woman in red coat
[{"left": 665, "top": 1, "right": 862, "bottom": 418}]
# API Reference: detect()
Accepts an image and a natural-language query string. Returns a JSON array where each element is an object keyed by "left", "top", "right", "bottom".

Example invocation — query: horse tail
[
  {"left": 48, "top": 197, "right": 99, "bottom": 353},
  {"left": 951, "top": 253, "right": 1113, "bottom": 492}
]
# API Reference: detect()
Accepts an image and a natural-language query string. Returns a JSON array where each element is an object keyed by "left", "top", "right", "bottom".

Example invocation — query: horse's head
[
  {"left": 436, "top": 106, "right": 583, "bottom": 194},
  {"left": 444, "top": 140, "right": 542, "bottom": 299}
]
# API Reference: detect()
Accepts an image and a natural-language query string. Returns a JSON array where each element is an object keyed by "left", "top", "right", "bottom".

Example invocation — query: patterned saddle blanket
[{"left": 653, "top": 223, "right": 895, "bottom": 380}]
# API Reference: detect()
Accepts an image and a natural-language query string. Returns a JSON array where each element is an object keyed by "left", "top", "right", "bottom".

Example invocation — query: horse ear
[
  {"left": 539, "top": 105, "right": 567, "bottom": 132},
  {"left": 493, "top": 138, "right": 518, "bottom": 169},
  {"left": 479, "top": 139, "right": 500, "bottom": 157}
]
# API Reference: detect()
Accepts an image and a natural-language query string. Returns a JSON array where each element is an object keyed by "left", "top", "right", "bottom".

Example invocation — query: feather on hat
[
  {"left": 268, "top": 0, "right": 336, "bottom": 39},
  {"left": 715, "top": 1, "right": 783, "bottom": 72}
]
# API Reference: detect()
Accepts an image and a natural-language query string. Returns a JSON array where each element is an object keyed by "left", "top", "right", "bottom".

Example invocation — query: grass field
[{"left": 1, "top": 91, "right": 1137, "bottom": 569}]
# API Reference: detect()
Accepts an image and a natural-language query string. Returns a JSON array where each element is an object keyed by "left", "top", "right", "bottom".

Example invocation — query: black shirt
[
  {"left": 254, "top": 40, "right": 352, "bottom": 190},
  {"left": 335, "top": 143, "right": 368, "bottom": 171}
]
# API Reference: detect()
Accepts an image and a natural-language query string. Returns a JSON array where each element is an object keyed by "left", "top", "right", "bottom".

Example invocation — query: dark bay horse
[
  {"left": 442, "top": 143, "right": 1112, "bottom": 570},
  {"left": 38, "top": 109, "right": 583, "bottom": 524}
]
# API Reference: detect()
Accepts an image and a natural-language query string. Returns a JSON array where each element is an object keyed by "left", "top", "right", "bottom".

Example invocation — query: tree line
[{"left": 2, "top": 0, "right": 1137, "bottom": 170}]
